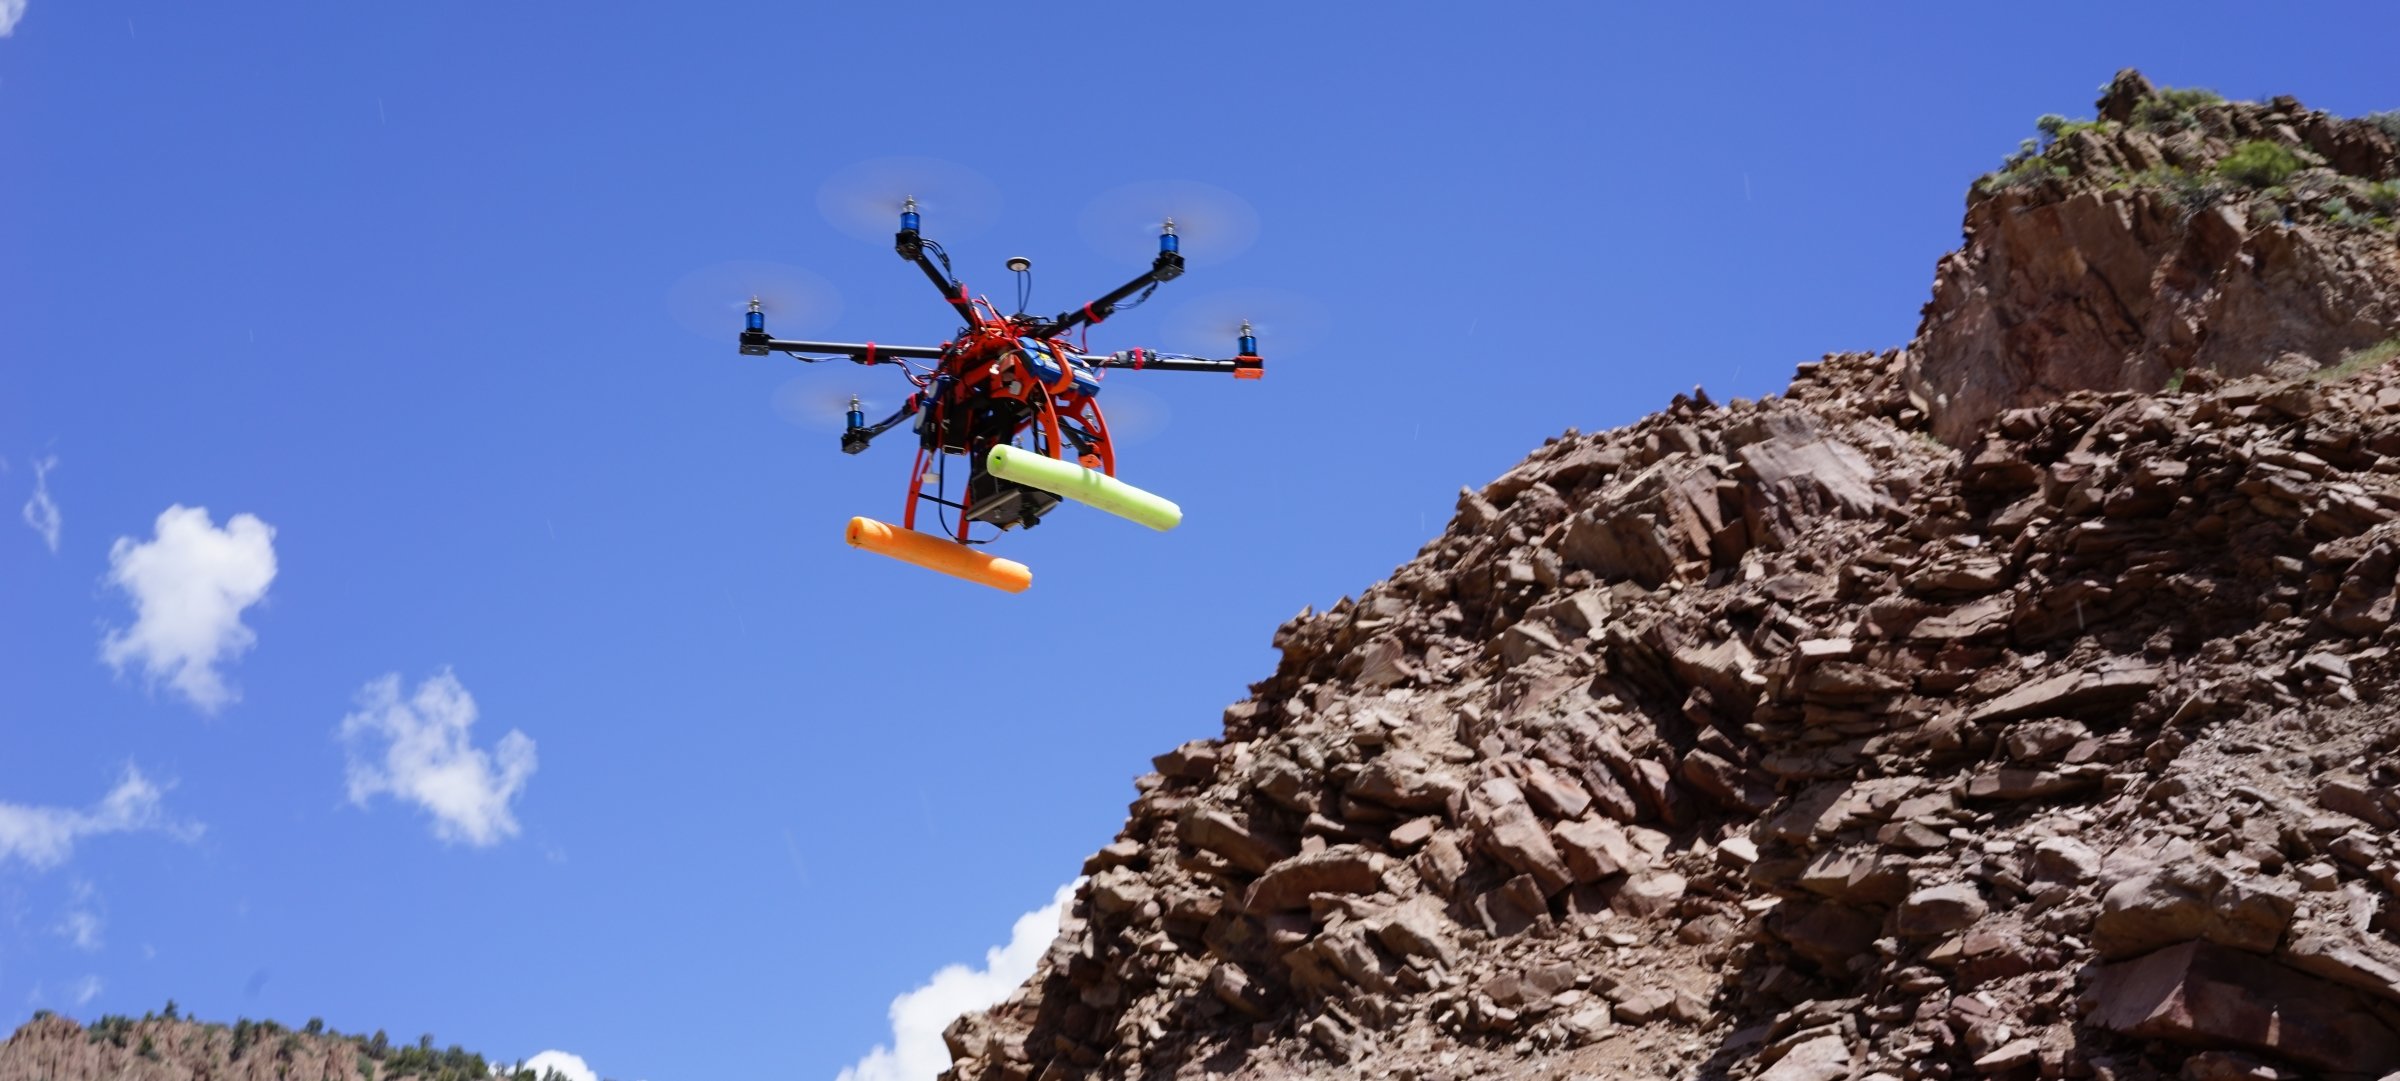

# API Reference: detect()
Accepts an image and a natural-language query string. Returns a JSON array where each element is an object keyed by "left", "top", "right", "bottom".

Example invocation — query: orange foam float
[{"left": 844, "top": 517, "right": 1033, "bottom": 593}]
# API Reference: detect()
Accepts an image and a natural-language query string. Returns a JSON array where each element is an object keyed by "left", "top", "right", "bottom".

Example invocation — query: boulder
[
  {"left": 1897, "top": 882, "right": 1989, "bottom": 937},
  {"left": 2095, "top": 862, "right": 2297, "bottom": 959},
  {"left": 1180, "top": 807, "right": 1292, "bottom": 875},
  {"left": 1551, "top": 816, "right": 1636, "bottom": 883},
  {"left": 2085, "top": 940, "right": 2400, "bottom": 1073},
  {"left": 1244, "top": 846, "right": 1385, "bottom": 912},
  {"left": 1464, "top": 778, "right": 1576, "bottom": 896}
]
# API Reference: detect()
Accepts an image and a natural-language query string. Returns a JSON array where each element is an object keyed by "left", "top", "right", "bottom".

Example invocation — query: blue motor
[
  {"left": 1159, "top": 218, "right": 1178, "bottom": 255},
  {"left": 901, "top": 196, "right": 920, "bottom": 235},
  {"left": 746, "top": 298, "right": 765, "bottom": 334},
  {"left": 1238, "top": 319, "right": 1257, "bottom": 357}
]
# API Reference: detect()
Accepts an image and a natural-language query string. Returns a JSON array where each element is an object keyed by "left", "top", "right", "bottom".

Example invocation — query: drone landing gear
[{"left": 845, "top": 517, "right": 1032, "bottom": 593}]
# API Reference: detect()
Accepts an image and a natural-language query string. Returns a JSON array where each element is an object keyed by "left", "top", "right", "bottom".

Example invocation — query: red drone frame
[{"left": 736, "top": 198, "right": 1263, "bottom": 590}]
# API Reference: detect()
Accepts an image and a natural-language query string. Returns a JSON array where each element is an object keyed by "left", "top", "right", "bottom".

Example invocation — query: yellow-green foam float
[{"left": 985, "top": 445, "right": 1183, "bottom": 532}]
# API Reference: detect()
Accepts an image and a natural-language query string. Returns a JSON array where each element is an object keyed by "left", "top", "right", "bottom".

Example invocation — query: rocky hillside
[
  {"left": 0, "top": 1012, "right": 558, "bottom": 1081},
  {"left": 942, "top": 74, "right": 2400, "bottom": 1081}
]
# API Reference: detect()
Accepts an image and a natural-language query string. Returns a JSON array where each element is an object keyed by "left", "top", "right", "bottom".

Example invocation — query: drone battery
[
  {"left": 1020, "top": 341, "right": 1066, "bottom": 388},
  {"left": 1017, "top": 340, "right": 1103, "bottom": 398},
  {"left": 963, "top": 477, "right": 1061, "bottom": 529}
]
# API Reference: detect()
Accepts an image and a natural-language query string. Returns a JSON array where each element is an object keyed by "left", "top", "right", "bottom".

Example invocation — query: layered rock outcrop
[
  {"left": 944, "top": 74, "right": 2400, "bottom": 1081},
  {"left": 1905, "top": 69, "right": 2400, "bottom": 444}
]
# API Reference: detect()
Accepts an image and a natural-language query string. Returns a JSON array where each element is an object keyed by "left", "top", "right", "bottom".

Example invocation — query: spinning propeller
[
  {"left": 1078, "top": 180, "right": 1261, "bottom": 267},
  {"left": 817, "top": 156, "right": 1000, "bottom": 245},
  {"left": 1166, "top": 287, "right": 1329, "bottom": 358},
  {"left": 667, "top": 260, "right": 840, "bottom": 341}
]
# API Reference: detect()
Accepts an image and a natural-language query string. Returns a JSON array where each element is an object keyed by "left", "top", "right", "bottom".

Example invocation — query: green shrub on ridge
[{"left": 2218, "top": 141, "right": 2301, "bottom": 189}]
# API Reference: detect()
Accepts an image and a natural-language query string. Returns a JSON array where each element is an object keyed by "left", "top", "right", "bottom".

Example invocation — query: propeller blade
[
  {"left": 667, "top": 260, "right": 840, "bottom": 341},
  {"left": 818, "top": 156, "right": 1001, "bottom": 245},
  {"left": 1164, "top": 287, "right": 1329, "bottom": 356},
  {"left": 1078, "top": 180, "right": 1260, "bottom": 267}
]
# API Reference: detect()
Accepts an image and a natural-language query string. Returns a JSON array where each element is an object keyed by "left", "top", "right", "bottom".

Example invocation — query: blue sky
[{"left": 2, "top": 3, "right": 2393, "bottom": 1079}]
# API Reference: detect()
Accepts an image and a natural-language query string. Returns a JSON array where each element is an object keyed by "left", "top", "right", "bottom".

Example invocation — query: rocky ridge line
[{"left": 0, "top": 1013, "right": 552, "bottom": 1081}]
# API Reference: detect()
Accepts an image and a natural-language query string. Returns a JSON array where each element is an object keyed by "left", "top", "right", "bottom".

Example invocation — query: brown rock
[
  {"left": 1209, "top": 962, "right": 1269, "bottom": 1018},
  {"left": 1798, "top": 849, "right": 1911, "bottom": 906},
  {"left": 1734, "top": 434, "right": 1889, "bottom": 549},
  {"left": 1897, "top": 882, "right": 1989, "bottom": 937},
  {"left": 1464, "top": 778, "right": 1576, "bottom": 896},
  {"left": 1473, "top": 874, "right": 1552, "bottom": 937},
  {"left": 1180, "top": 807, "right": 1292, "bottom": 875},
  {"left": 1088, "top": 867, "right": 1154, "bottom": 915},
  {"left": 1346, "top": 750, "right": 1463, "bottom": 812},
  {"left": 1519, "top": 760, "right": 1593, "bottom": 820},
  {"left": 1968, "top": 658, "right": 2163, "bottom": 723},
  {"left": 1416, "top": 831, "right": 1471, "bottom": 896},
  {"left": 1550, "top": 816, "right": 1636, "bottom": 883},
  {"left": 2096, "top": 863, "right": 2298, "bottom": 959},
  {"left": 1615, "top": 871, "right": 1688, "bottom": 918},
  {"left": 1610, "top": 987, "right": 1678, "bottom": 1025},
  {"left": 1385, "top": 816, "right": 1437, "bottom": 850},
  {"left": 1965, "top": 765, "right": 2099, "bottom": 801},
  {"left": 2085, "top": 940, "right": 2400, "bottom": 1073},
  {"left": 1244, "top": 846, "right": 1384, "bottom": 912},
  {"left": 1151, "top": 740, "right": 1221, "bottom": 780},
  {"left": 1681, "top": 748, "right": 1776, "bottom": 814},
  {"left": 2033, "top": 837, "right": 2103, "bottom": 883},
  {"left": 1759, "top": 1034, "right": 1852, "bottom": 1081},
  {"left": 1369, "top": 897, "right": 1458, "bottom": 965},
  {"left": 1770, "top": 900, "right": 1883, "bottom": 970},
  {"left": 2280, "top": 924, "right": 2400, "bottom": 1005}
]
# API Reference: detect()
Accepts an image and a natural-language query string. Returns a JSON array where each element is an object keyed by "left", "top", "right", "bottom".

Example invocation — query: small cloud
[
  {"left": 70, "top": 975, "right": 102, "bottom": 1006},
  {"left": 0, "top": 0, "right": 25, "bottom": 37},
  {"left": 0, "top": 766, "right": 200, "bottom": 871},
  {"left": 521, "top": 1050, "right": 597, "bottom": 1081},
  {"left": 340, "top": 671, "right": 537, "bottom": 847},
  {"left": 20, "top": 454, "right": 59, "bottom": 553},
  {"left": 837, "top": 883, "right": 1077, "bottom": 1081},
  {"left": 100, "top": 505, "right": 278, "bottom": 713},
  {"left": 55, "top": 882, "right": 104, "bottom": 951}
]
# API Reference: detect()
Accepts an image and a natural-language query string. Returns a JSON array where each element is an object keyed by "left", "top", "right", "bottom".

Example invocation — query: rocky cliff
[
  {"left": 943, "top": 73, "right": 2400, "bottom": 1081},
  {"left": 1905, "top": 70, "right": 2400, "bottom": 444}
]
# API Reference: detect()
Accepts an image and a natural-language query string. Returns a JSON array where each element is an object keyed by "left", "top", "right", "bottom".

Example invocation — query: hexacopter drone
[{"left": 736, "top": 198, "right": 1264, "bottom": 592}]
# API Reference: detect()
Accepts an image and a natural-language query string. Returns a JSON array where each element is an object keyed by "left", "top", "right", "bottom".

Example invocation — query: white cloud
[
  {"left": 21, "top": 454, "right": 59, "bottom": 553},
  {"left": 341, "top": 671, "right": 537, "bottom": 847},
  {"left": 837, "top": 883, "right": 1077, "bottom": 1081},
  {"left": 70, "top": 975, "right": 102, "bottom": 1006},
  {"left": 58, "top": 910, "right": 103, "bottom": 950},
  {"left": 522, "top": 1050, "right": 598, "bottom": 1081},
  {"left": 0, "top": 767, "right": 197, "bottom": 871},
  {"left": 0, "top": 0, "right": 25, "bottom": 38},
  {"left": 100, "top": 505, "right": 278, "bottom": 713}
]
